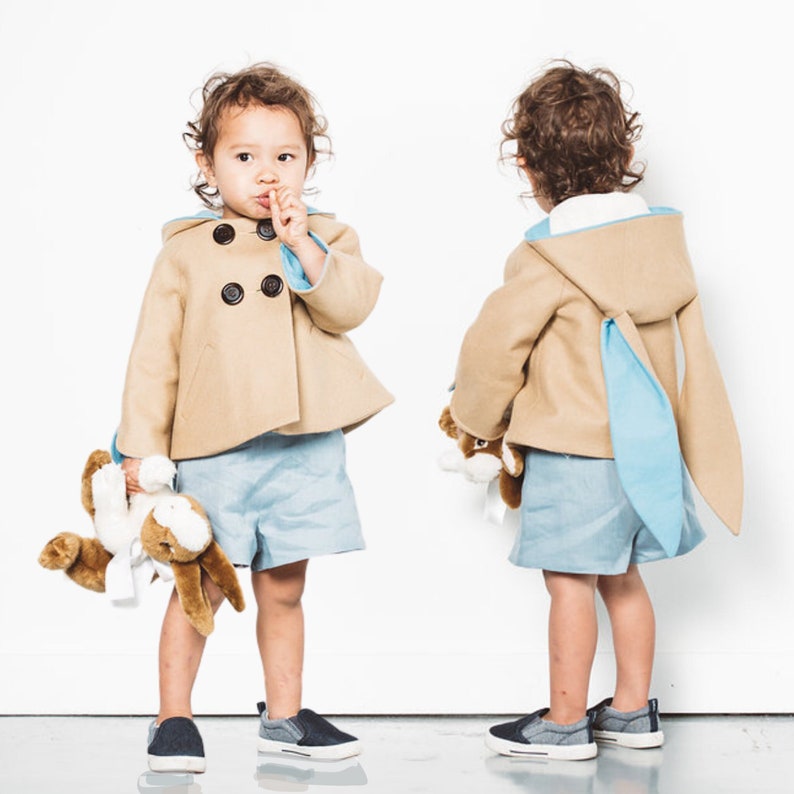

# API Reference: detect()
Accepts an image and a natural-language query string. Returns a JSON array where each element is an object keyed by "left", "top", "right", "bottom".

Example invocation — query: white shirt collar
[{"left": 548, "top": 192, "right": 650, "bottom": 235}]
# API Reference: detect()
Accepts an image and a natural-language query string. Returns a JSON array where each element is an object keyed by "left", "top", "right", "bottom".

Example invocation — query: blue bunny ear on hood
[{"left": 601, "top": 315, "right": 683, "bottom": 557}]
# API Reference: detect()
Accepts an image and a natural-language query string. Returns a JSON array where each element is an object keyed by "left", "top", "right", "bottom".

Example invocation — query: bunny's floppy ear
[
  {"left": 169, "top": 541, "right": 245, "bottom": 637},
  {"left": 170, "top": 561, "right": 215, "bottom": 636},
  {"left": 198, "top": 541, "right": 246, "bottom": 613}
]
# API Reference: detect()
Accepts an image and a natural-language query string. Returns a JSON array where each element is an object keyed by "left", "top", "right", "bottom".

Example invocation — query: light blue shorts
[
  {"left": 176, "top": 430, "right": 364, "bottom": 571},
  {"left": 511, "top": 449, "right": 706, "bottom": 574}
]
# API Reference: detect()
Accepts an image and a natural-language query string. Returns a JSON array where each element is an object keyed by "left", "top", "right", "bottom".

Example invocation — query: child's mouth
[{"left": 256, "top": 194, "right": 271, "bottom": 209}]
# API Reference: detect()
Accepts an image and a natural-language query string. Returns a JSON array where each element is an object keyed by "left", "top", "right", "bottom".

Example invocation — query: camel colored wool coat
[
  {"left": 450, "top": 210, "right": 742, "bottom": 535},
  {"left": 117, "top": 213, "right": 393, "bottom": 461}
]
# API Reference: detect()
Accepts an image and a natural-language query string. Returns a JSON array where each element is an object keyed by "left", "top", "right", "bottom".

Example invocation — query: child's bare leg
[
  {"left": 597, "top": 564, "right": 655, "bottom": 711},
  {"left": 158, "top": 574, "right": 226, "bottom": 722},
  {"left": 252, "top": 559, "right": 308, "bottom": 719},
  {"left": 543, "top": 570, "right": 599, "bottom": 724}
]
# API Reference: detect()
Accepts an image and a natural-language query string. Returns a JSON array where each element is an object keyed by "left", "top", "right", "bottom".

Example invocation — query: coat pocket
[{"left": 178, "top": 343, "right": 217, "bottom": 421}]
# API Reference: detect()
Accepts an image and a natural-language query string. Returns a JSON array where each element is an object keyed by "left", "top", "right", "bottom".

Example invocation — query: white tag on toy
[
  {"left": 104, "top": 537, "right": 170, "bottom": 606},
  {"left": 483, "top": 479, "right": 507, "bottom": 525},
  {"left": 105, "top": 538, "right": 145, "bottom": 603}
]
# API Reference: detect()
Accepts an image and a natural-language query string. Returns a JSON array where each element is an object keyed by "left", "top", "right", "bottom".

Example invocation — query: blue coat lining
[{"left": 524, "top": 206, "right": 679, "bottom": 242}]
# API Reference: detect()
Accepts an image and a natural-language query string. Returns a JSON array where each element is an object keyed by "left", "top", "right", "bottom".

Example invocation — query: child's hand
[
  {"left": 269, "top": 185, "right": 308, "bottom": 246},
  {"left": 270, "top": 187, "right": 325, "bottom": 284},
  {"left": 121, "top": 457, "right": 145, "bottom": 495}
]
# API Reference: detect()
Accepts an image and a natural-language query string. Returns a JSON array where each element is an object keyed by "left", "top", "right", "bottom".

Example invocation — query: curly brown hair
[
  {"left": 501, "top": 61, "right": 644, "bottom": 207},
  {"left": 184, "top": 62, "right": 331, "bottom": 208}
]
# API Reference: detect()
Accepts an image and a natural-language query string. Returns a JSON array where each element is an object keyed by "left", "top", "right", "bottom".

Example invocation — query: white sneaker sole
[
  {"left": 594, "top": 729, "right": 664, "bottom": 748},
  {"left": 485, "top": 733, "right": 598, "bottom": 760},
  {"left": 257, "top": 737, "right": 361, "bottom": 760},
  {"left": 147, "top": 754, "right": 206, "bottom": 773}
]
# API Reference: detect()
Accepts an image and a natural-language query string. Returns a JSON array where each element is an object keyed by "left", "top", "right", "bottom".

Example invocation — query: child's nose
[{"left": 258, "top": 167, "right": 278, "bottom": 184}]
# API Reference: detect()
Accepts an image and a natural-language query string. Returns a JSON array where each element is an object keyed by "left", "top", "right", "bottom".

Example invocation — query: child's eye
[
  {"left": 277, "top": 153, "right": 294, "bottom": 162},
  {"left": 237, "top": 153, "right": 252, "bottom": 162}
]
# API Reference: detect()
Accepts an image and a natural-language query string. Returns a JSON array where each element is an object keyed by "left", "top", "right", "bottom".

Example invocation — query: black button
[
  {"left": 213, "top": 224, "right": 235, "bottom": 245},
  {"left": 261, "top": 275, "right": 283, "bottom": 298},
  {"left": 221, "top": 282, "right": 244, "bottom": 305},
  {"left": 256, "top": 219, "right": 276, "bottom": 241}
]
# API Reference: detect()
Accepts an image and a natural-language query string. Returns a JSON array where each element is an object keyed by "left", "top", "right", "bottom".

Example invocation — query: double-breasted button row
[
  {"left": 212, "top": 220, "right": 277, "bottom": 245},
  {"left": 221, "top": 275, "right": 284, "bottom": 305}
]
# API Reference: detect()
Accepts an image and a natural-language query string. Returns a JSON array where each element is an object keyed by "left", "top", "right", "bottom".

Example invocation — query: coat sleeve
[
  {"left": 450, "top": 248, "right": 565, "bottom": 440},
  {"left": 116, "top": 249, "right": 184, "bottom": 458},
  {"left": 292, "top": 223, "right": 383, "bottom": 334}
]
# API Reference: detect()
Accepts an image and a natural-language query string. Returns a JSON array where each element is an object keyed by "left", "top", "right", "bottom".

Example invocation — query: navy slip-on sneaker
[
  {"left": 147, "top": 716, "right": 206, "bottom": 773},
  {"left": 486, "top": 707, "right": 598, "bottom": 760}
]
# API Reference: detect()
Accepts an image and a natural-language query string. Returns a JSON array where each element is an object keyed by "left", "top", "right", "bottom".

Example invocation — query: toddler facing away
[{"left": 449, "top": 61, "right": 742, "bottom": 760}]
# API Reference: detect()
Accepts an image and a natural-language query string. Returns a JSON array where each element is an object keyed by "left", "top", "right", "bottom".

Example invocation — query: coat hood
[
  {"left": 526, "top": 209, "right": 698, "bottom": 324},
  {"left": 162, "top": 214, "right": 216, "bottom": 242}
]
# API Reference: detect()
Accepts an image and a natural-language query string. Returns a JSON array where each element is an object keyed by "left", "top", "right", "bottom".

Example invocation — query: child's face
[{"left": 197, "top": 104, "right": 310, "bottom": 220}]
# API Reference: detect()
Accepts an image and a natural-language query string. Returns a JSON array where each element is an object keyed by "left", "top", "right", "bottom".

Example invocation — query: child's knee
[
  {"left": 542, "top": 569, "right": 598, "bottom": 598},
  {"left": 252, "top": 561, "right": 308, "bottom": 609},
  {"left": 597, "top": 566, "right": 646, "bottom": 600}
]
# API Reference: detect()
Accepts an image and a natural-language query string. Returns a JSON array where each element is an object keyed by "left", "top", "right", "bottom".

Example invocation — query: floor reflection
[
  {"left": 595, "top": 746, "right": 663, "bottom": 794},
  {"left": 254, "top": 752, "right": 368, "bottom": 790},
  {"left": 485, "top": 755, "right": 598, "bottom": 793},
  {"left": 483, "top": 744, "right": 663, "bottom": 794},
  {"left": 137, "top": 771, "right": 203, "bottom": 793}
]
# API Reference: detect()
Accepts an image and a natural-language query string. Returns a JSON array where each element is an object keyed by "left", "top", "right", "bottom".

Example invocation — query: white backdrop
[{"left": 2, "top": 0, "right": 791, "bottom": 715}]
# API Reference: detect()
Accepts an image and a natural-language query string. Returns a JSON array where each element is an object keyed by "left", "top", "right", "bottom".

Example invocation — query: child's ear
[{"left": 195, "top": 151, "right": 216, "bottom": 187}]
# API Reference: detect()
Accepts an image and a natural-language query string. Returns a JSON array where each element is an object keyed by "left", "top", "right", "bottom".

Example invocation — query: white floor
[{"left": 2, "top": 714, "right": 791, "bottom": 793}]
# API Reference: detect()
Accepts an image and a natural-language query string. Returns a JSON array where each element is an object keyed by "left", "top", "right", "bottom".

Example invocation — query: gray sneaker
[
  {"left": 257, "top": 702, "right": 361, "bottom": 760},
  {"left": 485, "top": 708, "right": 598, "bottom": 760},
  {"left": 587, "top": 698, "right": 664, "bottom": 748}
]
